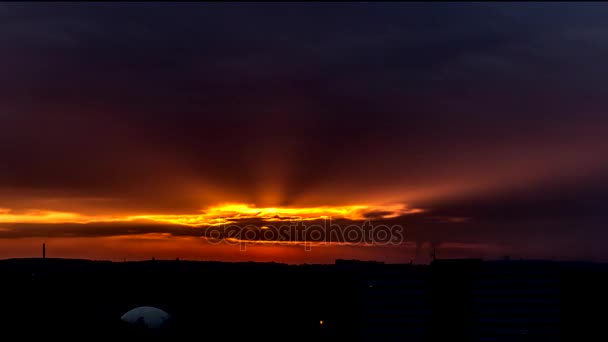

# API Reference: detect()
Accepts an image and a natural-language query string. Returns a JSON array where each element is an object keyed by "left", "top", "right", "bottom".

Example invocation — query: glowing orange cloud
[
  {"left": 0, "top": 208, "right": 97, "bottom": 224},
  {"left": 0, "top": 203, "right": 423, "bottom": 226},
  {"left": 128, "top": 203, "right": 423, "bottom": 226}
]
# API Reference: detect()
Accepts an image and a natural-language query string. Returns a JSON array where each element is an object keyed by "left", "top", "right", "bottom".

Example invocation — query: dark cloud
[
  {"left": 0, "top": 220, "right": 190, "bottom": 239},
  {"left": 1, "top": 3, "right": 608, "bottom": 261}
]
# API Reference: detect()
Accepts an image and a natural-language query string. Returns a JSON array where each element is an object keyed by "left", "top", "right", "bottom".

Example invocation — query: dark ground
[{"left": 0, "top": 258, "right": 605, "bottom": 341}]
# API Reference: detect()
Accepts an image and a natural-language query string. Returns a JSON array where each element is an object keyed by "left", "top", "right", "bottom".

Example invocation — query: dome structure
[{"left": 121, "top": 306, "right": 170, "bottom": 329}]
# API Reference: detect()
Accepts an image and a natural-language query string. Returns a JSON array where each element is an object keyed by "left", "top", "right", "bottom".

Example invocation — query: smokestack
[{"left": 42, "top": 243, "right": 46, "bottom": 259}]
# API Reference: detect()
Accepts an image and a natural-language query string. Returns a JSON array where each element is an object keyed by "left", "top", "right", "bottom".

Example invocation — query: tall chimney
[{"left": 43, "top": 243, "right": 46, "bottom": 259}]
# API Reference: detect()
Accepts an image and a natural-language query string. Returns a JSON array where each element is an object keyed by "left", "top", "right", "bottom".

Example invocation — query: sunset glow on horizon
[
  {"left": 0, "top": 203, "right": 423, "bottom": 225},
  {"left": 2, "top": 3, "right": 608, "bottom": 263},
  {"left": 129, "top": 203, "right": 424, "bottom": 226}
]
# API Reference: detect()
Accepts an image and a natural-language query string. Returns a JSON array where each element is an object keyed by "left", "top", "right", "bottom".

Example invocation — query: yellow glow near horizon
[
  {"left": 0, "top": 208, "right": 96, "bottom": 224},
  {"left": 128, "top": 203, "right": 423, "bottom": 226},
  {"left": 0, "top": 203, "right": 423, "bottom": 226}
]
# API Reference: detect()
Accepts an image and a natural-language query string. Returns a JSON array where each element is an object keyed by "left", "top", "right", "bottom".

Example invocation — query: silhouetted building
[
  {"left": 470, "top": 261, "right": 561, "bottom": 341},
  {"left": 361, "top": 264, "right": 429, "bottom": 341},
  {"left": 360, "top": 258, "right": 562, "bottom": 341}
]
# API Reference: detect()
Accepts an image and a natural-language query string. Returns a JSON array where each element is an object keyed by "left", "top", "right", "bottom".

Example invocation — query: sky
[{"left": 1, "top": 3, "right": 608, "bottom": 263}]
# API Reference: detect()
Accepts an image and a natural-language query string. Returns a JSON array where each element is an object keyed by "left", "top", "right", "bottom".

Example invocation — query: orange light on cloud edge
[
  {"left": 0, "top": 203, "right": 429, "bottom": 261},
  {"left": 131, "top": 203, "right": 423, "bottom": 226},
  {"left": 0, "top": 203, "right": 424, "bottom": 226}
]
